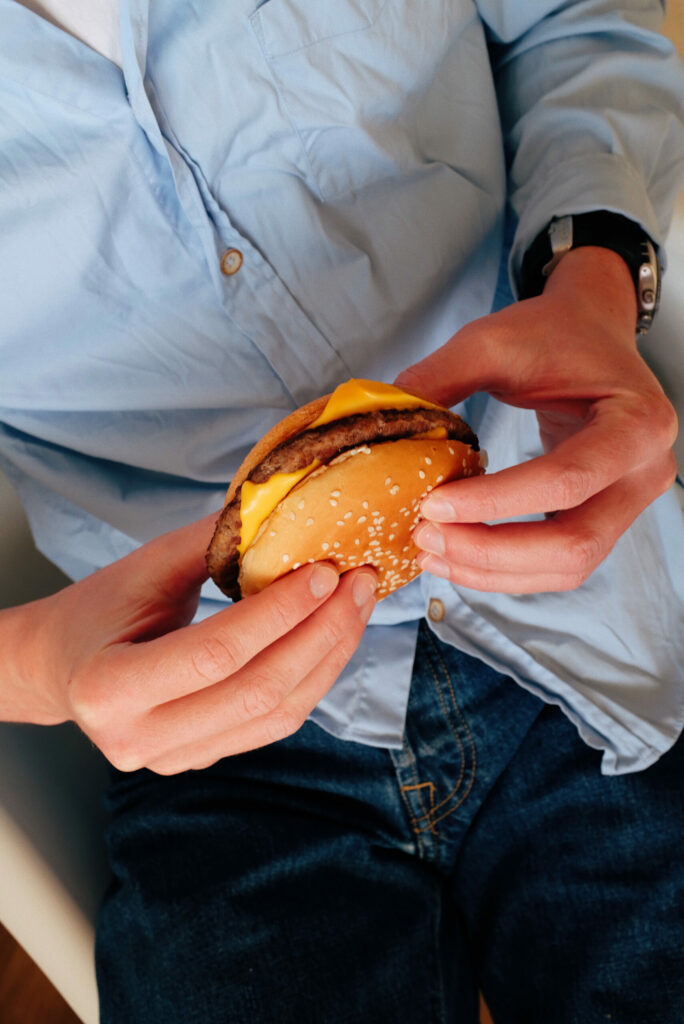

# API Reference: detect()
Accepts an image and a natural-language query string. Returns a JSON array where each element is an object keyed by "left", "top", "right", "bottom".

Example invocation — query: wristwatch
[{"left": 519, "top": 210, "right": 662, "bottom": 335}]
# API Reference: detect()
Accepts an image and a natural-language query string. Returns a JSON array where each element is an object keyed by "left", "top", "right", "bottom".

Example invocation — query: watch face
[{"left": 636, "top": 240, "right": 661, "bottom": 335}]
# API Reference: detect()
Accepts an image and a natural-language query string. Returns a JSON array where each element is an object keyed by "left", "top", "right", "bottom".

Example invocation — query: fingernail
[
  {"left": 309, "top": 563, "right": 339, "bottom": 599},
  {"left": 352, "top": 571, "right": 378, "bottom": 608},
  {"left": 421, "top": 495, "right": 454, "bottom": 520},
  {"left": 414, "top": 522, "right": 445, "bottom": 557},
  {"left": 416, "top": 552, "right": 451, "bottom": 579}
]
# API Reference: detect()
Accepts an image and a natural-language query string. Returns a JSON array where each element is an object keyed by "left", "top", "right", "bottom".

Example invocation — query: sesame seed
[
  {"left": 322, "top": 542, "right": 330, "bottom": 551},
  {"left": 293, "top": 562, "right": 301, "bottom": 570},
  {"left": 362, "top": 501, "right": 369, "bottom": 509},
  {"left": 389, "top": 534, "right": 395, "bottom": 541},
  {"left": 336, "top": 520, "right": 345, "bottom": 527},
  {"left": 344, "top": 511, "right": 352, "bottom": 519},
  {"left": 305, "top": 518, "right": 314, "bottom": 527},
  {"left": 385, "top": 476, "right": 392, "bottom": 487},
  {"left": 333, "top": 541, "right": 341, "bottom": 549},
  {"left": 389, "top": 485, "right": 400, "bottom": 496},
  {"left": 357, "top": 515, "right": 367, "bottom": 524},
  {"left": 282, "top": 554, "right": 290, "bottom": 563},
  {"left": 329, "top": 499, "right": 338, "bottom": 507},
  {"left": 436, "top": 475, "right": 444, "bottom": 484},
  {"left": 297, "top": 499, "right": 306, "bottom": 510},
  {"left": 419, "top": 470, "right": 426, "bottom": 479},
  {"left": 424, "top": 456, "right": 432, "bottom": 465},
  {"left": 331, "top": 490, "right": 341, "bottom": 498}
]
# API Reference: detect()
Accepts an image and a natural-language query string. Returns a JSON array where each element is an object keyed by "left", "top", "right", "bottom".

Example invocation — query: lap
[
  {"left": 458, "top": 706, "right": 684, "bottom": 1024},
  {"left": 96, "top": 626, "right": 684, "bottom": 1023},
  {"left": 96, "top": 719, "right": 477, "bottom": 1024}
]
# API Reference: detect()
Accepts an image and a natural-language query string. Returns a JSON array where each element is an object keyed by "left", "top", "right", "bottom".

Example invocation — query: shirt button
[
  {"left": 220, "top": 248, "right": 243, "bottom": 276},
  {"left": 427, "top": 598, "right": 445, "bottom": 623}
]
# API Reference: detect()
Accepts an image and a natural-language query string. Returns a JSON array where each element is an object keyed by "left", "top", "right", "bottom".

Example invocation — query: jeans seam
[
  {"left": 395, "top": 737, "right": 433, "bottom": 856},
  {"left": 409, "top": 633, "right": 477, "bottom": 831}
]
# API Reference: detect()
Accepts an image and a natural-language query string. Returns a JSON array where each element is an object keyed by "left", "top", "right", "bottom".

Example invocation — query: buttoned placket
[{"left": 120, "top": 0, "right": 351, "bottom": 408}]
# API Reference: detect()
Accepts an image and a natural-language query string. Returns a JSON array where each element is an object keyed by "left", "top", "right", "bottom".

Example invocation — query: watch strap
[{"left": 519, "top": 210, "right": 661, "bottom": 334}]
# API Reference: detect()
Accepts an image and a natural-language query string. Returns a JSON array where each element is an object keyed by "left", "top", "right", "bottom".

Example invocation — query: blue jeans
[{"left": 96, "top": 621, "right": 684, "bottom": 1023}]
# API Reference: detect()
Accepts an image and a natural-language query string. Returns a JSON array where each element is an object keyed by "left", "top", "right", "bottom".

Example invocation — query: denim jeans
[{"left": 96, "top": 621, "right": 683, "bottom": 1023}]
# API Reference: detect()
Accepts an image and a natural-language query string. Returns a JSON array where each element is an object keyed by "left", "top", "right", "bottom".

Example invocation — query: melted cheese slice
[
  {"left": 238, "top": 379, "right": 445, "bottom": 555},
  {"left": 309, "top": 378, "right": 441, "bottom": 428}
]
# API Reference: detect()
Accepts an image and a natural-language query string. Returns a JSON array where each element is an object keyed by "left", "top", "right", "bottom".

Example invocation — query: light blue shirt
[{"left": 1, "top": 0, "right": 683, "bottom": 774}]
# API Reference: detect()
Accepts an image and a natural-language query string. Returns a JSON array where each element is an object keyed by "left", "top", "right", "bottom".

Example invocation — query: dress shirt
[{"left": 1, "top": 0, "right": 683, "bottom": 774}]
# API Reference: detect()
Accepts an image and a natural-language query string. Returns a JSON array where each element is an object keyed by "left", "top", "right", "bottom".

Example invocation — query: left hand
[{"left": 395, "top": 246, "right": 678, "bottom": 593}]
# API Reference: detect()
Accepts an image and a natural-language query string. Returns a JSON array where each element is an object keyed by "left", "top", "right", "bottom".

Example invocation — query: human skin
[
  {"left": 0, "top": 527, "right": 378, "bottom": 774},
  {"left": 0, "top": 248, "right": 676, "bottom": 773},
  {"left": 402, "top": 246, "right": 678, "bottom": 593}
]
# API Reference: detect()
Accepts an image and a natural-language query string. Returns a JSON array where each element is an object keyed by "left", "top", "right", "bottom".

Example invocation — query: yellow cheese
[
  {"left": 238, "top": 462, "right": 319, "bottom": 555},
  {"left": 309, "top": 378, "right": 441, "bottom": 428},
  {"left": 238, "top": 379, "right": 445, "bottom": 554}
]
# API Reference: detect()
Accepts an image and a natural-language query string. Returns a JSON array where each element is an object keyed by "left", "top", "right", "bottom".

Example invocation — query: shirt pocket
[{"left": 250, "top": 0, "right": 470, "bottom": 202}]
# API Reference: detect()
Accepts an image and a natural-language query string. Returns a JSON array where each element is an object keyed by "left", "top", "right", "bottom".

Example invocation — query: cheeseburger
[{"left": 206, "top": 379, "right": 484, "bottom": 601}]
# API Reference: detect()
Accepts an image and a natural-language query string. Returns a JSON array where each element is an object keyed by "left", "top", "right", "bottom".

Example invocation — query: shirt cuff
[{"left": 508, "top": 152, "right": 664, "bottom": 298}]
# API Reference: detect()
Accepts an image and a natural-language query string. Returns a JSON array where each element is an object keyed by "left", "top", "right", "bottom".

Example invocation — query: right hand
[{"left": 3, "top": 513, "right": 377, "bottom": 775}]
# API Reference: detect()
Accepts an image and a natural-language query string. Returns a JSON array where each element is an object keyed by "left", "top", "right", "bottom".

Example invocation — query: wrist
[
  {"left": 0, "top": 597, "right": 69, "bottom": 724},
  {"left": 519, "top": 211, "right": 661, "bottom": 335},
  {"left": 541, "top": 244, "right": 637, "bottom": 335}
]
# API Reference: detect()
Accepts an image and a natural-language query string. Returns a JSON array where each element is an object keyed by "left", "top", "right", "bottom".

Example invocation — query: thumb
[
  {"left": 394, "top": 318, "right": 499, "bottom": 410},
  {"left": 127, "top": 510, "right": 220, "bottom": 601}
]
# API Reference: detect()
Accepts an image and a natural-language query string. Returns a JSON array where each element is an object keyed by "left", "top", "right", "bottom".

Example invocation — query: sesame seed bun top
[{"left": 239, "top": 436, "right": 483, "bottom": 600}]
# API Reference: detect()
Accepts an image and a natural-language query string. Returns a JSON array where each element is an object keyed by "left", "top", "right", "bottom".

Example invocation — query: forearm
[{"left": 480, "top": 0, "right": 684, "bottom": 284}]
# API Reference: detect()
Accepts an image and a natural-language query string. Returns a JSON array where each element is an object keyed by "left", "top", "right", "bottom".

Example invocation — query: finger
[
  {"left": 129, "top": 570, "right": 378, "bottom": 773},
  {"left": 144, "top": 567, "right": 376, "bottom": 740},
  {"left": 145, "top": 629, "right": 367, "bottom": 774},
  {"left": 415, "top": 455, "right": 676, "bottom": 593},
  {"left": 107, "top": 561, "right": 343, "bottom": 709},
  {"left": 420, "top": 400, "right": 667, "bottom": 524},
  {"left": 394, "top": 318, "right": 504, "bottom": 409}
]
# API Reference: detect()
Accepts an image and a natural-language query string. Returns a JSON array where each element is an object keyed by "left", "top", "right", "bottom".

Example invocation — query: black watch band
[{"left": 519, "top": 210, "right": 661, "bottom": 335}]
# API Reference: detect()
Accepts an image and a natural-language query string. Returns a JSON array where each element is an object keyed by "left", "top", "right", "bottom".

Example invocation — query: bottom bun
[{"left": 239, "top": 436, "right": 483, "bottom": 599}]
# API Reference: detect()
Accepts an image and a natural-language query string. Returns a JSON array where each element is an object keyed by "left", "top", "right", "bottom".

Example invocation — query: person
[{"left": 1, "top": 0, "right": 683, "bottom": 1020}]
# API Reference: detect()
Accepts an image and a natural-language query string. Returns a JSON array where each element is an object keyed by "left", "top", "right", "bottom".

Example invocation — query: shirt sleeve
[{"left": 476, "top": 0, "right": 684, "bottom": 290}]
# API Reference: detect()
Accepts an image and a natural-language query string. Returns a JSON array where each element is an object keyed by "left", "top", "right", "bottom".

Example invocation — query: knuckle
[
  {"left": 102, "top": 735, "right": 146, "bottom": 773},
  {"left": 266, "top": 590, "right": 301, "bottom": 634},
  {"left": 263, "top": 705, "right": 305, "bottom": 745},
  {"left": 192, "top": 633, "right": 242, "bottom": 683},
  {"left": 562, "top": 526, "right": 605, "bottom": 577},
  {"left": 317, "top": 611, "right": 348, "bottom": 651},
  {"left": 241, "top": 673, "right": 285, "bottom": 719},
  {"left": 553, "top": 461, "right": 595, "bottom": 510},
  {"left": 642, "top": 392, "right": 679, "bottom": 448}
]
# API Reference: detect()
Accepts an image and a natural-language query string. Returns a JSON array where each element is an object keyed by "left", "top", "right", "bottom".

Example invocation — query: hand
[
  {"left": 3, "top": 514, "right": 377, "bottom": 773},
  {"left": 395, "top": 246, "right": 678, "bottom": 593}
]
